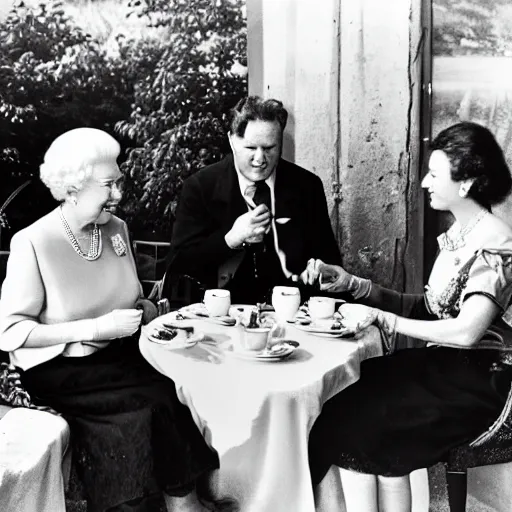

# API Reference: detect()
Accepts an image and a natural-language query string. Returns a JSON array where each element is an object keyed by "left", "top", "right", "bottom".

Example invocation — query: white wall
[
  {"left": 248, "top": 0, "right": 342, "bottom": 235},
  {"left": 247, "top": 0, "right": 423, "bottom": 291}
]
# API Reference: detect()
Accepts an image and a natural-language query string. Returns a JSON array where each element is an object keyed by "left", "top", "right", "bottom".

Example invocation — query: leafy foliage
[
  {"left": 433, "top": 0, "right": 512, "bottom": 56},
  {"left": 0, "top": 0, "right": 247, "bottom": 244},
  {"left": 116, "top": 0, "right": 248, "bottom": 237},
  {"left": 0, "top": 1, "right": 136, "bottom": 171},
  {"left": 0, "top": 0, "right": 137, "bottom": 241}
]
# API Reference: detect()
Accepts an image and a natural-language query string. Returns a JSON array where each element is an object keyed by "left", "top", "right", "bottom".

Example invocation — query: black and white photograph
[{"left": 1, "top": 1, "right": 512, "bottom": 511}]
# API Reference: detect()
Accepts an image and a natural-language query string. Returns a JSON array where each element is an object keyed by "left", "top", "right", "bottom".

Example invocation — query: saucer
[
  {"left": 294, "top": 323, "right": 353, "bottom": 338},
  {"left": 144, "top": 323, "right": 205, "bottom": 349},
  {"left": 227, "top": 341, "right": 298, "bottom": 362},
  {"left": 180, "top": 303, "right": 209, "bottom": 316},
  {"left": 176, "top": 305, "right": 236, "bottom": 326}
]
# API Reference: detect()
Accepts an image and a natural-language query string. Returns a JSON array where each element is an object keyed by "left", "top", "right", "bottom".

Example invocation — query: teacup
[
  {"left": 241, "top": 326, "right": 272, "bottom": 351},
  {"left": 308, "top": 296, "right": 336, "bottom": 321},
  {"left": 204, "top": 289, "right": 231, "bottom": 317},
  {"left": 272, "top": 286, "right": 301, "bottom": 322}
]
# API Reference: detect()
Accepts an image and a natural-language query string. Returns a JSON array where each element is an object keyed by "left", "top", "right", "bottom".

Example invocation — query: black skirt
[
  {"left": 20, "top": 336, "right": 219, "bottom": 512},
  {"left": 308, "top": 346, "right": 512, "bottom": 483}
]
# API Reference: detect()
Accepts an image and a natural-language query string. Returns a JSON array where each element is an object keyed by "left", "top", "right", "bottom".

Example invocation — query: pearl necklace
[
  {"left": 438, "top": 209, "right": 489, "bottom": 252},
  {"left": 58, "top": 206, "right": 102, "bottom": 261}
]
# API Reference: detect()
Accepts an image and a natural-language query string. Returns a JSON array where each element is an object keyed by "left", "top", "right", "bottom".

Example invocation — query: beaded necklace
[
  {"left": 58, "top": 205, "right": 102, "bottom": 261},
  {"left": 438, "top": 209, "right": 489, "bottom": 252}
]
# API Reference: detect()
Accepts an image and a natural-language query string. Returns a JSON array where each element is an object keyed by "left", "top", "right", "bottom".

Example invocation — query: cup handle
[{"left": 334, "top": 299, "right": 346, "bottom": 311}]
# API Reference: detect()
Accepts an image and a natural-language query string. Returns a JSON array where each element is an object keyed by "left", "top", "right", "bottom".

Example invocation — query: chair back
[
  {"left": 470, "top": 381, "right": 512, "bottom": 447},
  {"left": 160, "top": 272, "right": 206, "bottom": 311},
  {"left": 132, "top": 240, "right": 170, "bottom": 297}
]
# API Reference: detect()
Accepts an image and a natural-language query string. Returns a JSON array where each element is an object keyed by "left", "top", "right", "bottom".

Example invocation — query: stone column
[
  {"left": 247, "top": 0, "right": 424, "bottom": 292},
  {"left": 247, "top": 0, "right": 342, "bottom": 235},
  {"left": 247, "top": 5, "right": 428, "bottom": 511},
  {"left": 337, "top": 0, "right": 424, "bottom": 291}
]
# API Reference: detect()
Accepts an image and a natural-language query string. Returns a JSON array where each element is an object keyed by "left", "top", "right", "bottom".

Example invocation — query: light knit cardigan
[{"left": 0, "top": 208, "right": 141, "bottom": 370}]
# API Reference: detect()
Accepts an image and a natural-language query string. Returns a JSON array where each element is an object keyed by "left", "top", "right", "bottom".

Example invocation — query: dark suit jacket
[{"left": 165, "top": 155, "right": 342, "bottom": 303}]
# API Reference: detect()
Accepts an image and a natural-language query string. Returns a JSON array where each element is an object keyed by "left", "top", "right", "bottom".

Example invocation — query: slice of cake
[{"left": 152, "top": 322, "right": 195, "bottom": 342}]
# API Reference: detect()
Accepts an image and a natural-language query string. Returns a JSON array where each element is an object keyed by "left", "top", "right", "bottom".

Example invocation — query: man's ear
[{"left": 228, "top": 131, "right": 235, "bottom": 153}]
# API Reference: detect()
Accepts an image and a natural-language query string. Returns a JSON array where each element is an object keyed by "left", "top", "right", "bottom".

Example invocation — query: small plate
[
  {"left": 307, "top": 331, "right": 353, "bottom": 339},
  {"left": 144, "top": 324, "right": 205, "bottom": 349},
  {"left": 178, "top": 303, "right": 209, "bottom": 318},
  {"left": 177, "top": 304, "right": 236, "bottom": 326},
  {"left": 227, "top": 341, "right": 298, "bottom": 362},
  {"left": 294, "top": 323, "right": 353, "bottom": 338}
]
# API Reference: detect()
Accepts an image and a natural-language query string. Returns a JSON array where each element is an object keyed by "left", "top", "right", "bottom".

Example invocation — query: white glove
[
  {"left": 93, "top": 309, "right": 143, "bottom": 341},
  {"left": 300, "top": 259, "right": 372, "bottom": 299}
]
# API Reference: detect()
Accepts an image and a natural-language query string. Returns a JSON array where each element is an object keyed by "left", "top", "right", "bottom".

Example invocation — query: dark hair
[
  {"left": 430, "top": 121, "right": 512, "bottom": 207},
  {"left": 229, "top": 96, "right": 288, "bottom": 137}
]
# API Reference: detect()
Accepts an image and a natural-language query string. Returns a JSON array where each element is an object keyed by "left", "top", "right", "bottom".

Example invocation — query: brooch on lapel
[{"left": 111, "top": 233, "right": 127, "bottom": 257}]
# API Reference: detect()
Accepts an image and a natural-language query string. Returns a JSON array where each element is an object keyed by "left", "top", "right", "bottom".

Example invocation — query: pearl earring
[
  {"left": 459, "top": 187, "right": 468, "bottom": 198},
  {"left": 70, "top": 196, "right": 77, "bottom": 206}
]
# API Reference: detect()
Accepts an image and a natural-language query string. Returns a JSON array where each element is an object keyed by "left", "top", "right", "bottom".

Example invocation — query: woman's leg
[
  {"left": 340, "top": 469, "right": 379, "bottom": 512},
  {"left": 410, "top": 469, "right": 429, "bottom": 512},
  {"left": 377, "top": 475, "right": 411, "bottom": 512}
]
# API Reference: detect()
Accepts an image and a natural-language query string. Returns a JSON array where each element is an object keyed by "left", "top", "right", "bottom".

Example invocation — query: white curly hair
[{"left": 40, "top": 128, "right": 121, "bottom": 201}]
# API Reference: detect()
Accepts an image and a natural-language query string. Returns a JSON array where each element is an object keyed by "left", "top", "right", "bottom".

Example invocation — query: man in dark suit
[{"left": 164, "top": 96, "right": 342, "bottom": 305}]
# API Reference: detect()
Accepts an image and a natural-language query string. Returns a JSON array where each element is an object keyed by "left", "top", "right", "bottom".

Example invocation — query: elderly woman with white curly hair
[{"left": 0, "top": 128, "right": 221, "bottom": 512}]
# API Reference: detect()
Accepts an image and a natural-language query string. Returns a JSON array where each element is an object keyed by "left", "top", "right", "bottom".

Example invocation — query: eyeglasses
[{"left": 94, "top": 176, "right": 125, "bottom": 193}]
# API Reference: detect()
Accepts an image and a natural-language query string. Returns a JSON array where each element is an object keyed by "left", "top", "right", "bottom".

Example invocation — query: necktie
[
  {"left": 252, "top": 181, "right": 271, "bottom": 210},
  {"left": 247, "top": 180, "right": 273, "bottom": 300}
]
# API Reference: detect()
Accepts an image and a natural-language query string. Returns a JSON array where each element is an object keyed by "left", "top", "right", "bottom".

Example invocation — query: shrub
[
  {"left": 116, "top": 0, "right": 248, "bottom": 239},
  {"left": 0, "top": 0, "right": 135, "bottom": 241},
  {"left": 433, "top": 0, "right": 512, "bottom": 56},
  {"left": 0, "top": 0, "right": 248, "bottom": 244}
]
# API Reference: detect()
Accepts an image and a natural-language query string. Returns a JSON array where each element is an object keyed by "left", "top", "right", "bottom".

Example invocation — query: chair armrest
[{"left": 470, "top": 381, "right": 512, "bottom": 448}]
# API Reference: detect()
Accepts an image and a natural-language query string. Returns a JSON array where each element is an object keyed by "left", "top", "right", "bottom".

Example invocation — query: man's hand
[{"left": 225, "top": 204, "right": 272, "bottom": 248}]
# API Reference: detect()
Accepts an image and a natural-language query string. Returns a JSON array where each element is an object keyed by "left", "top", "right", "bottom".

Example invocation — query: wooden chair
[
  {"left": 444, "top": 382, "right": 512, "bottom": 512},
  {"left": 160, "top": 272, "right": 207, "bottom": 311},
  {"left": 132, "top": 240, "right": 170, "bottom": 298}
]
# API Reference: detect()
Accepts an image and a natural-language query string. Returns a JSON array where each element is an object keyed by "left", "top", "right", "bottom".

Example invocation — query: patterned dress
[{"left": 309, "top": 213, "right": 512, "bottom": 481}]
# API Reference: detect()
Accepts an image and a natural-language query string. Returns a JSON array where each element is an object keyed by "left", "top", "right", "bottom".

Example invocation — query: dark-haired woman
[{"left": 304, "top": 122, "right": 512, "bottom": 512}]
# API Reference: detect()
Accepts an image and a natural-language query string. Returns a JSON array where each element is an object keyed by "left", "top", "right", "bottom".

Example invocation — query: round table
[{"left": 140, "top": 316, "right": 388, "bottom": 512}]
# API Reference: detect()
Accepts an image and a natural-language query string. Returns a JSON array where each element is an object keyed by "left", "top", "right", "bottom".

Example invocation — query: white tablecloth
[
  {"left": 0, "top": 407, "right": 70, "bottom": 512},
  {"left": 140, "top": 319, "right": 385, "bottom": 512}
]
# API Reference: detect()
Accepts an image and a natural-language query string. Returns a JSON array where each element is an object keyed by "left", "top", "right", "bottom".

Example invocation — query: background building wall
[
  {"left": 247, "top": 0, "right": 342, "bottom": 236},
  {"left": 247, "top": 1, "right": 512, "bottom": 510},
  {"left": 247, "top": 0, "right": 424, "bottom": 292}
]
